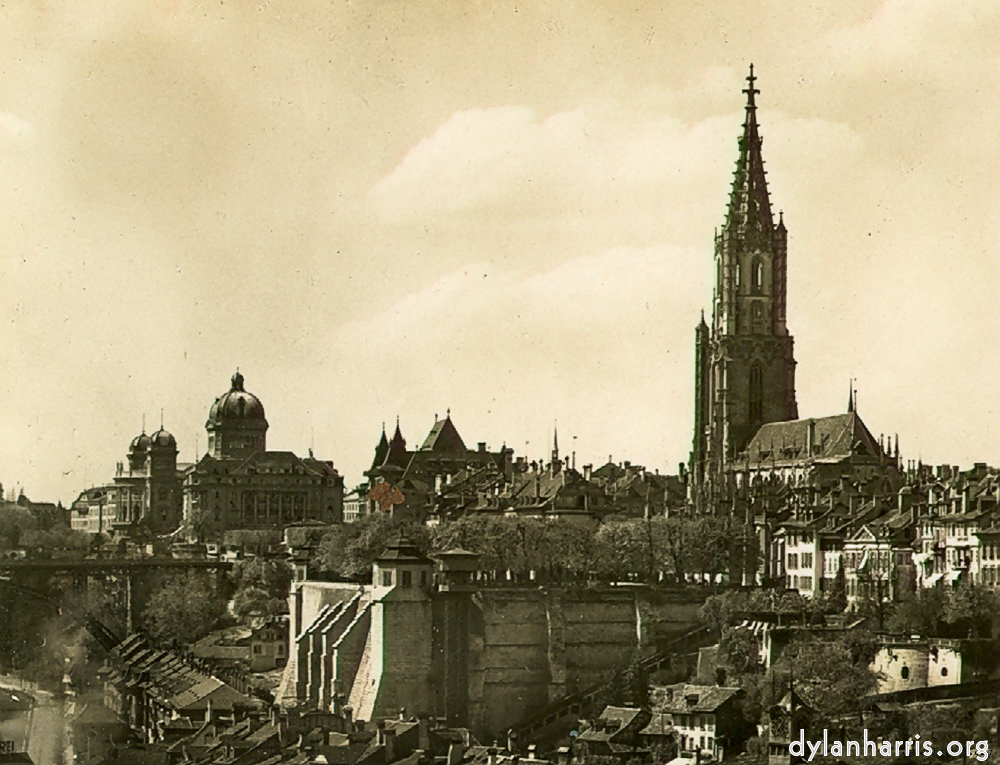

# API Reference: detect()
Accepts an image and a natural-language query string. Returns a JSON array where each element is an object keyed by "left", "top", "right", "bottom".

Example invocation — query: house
[
  {"left": 652, "top": 684, "right": 748, "bottom": 762},
  {"left": 575, "top": 706, "right": 652, "bottom": 758},
  {"left": 104, "top": 633, "right": 259, "bottom": 743}
]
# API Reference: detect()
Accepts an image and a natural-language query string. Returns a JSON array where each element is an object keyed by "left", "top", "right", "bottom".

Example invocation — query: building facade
[{"left": 182, "top": 372, "right": 345, "bottom": 539}]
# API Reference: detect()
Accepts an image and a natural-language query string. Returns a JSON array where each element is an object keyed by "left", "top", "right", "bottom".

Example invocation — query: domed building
[
  {"left": 205, "top": 371, "right": 269, "bottom": 459},
  {"left": 70, "top": 422, "right": 185, "bottom": 538},
  {"left": 182, "top": 371, "right": 344, "bottom": 540}
]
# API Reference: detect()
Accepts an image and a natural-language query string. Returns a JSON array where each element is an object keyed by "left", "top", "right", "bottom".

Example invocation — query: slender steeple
[
  {"left": 370, "top": 422, "right": 390, "bottom": 471},
  {"left": 726, "top": 63, "right": 774, "bottom": 238},
  {"left": 847, "top": 379, "right": 855, "bottom": 413}
]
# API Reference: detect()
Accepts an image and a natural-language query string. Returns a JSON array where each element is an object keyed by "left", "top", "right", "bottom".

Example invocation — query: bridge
[{"left": 0, "top": 558, "right": 233, "bottom": 573}]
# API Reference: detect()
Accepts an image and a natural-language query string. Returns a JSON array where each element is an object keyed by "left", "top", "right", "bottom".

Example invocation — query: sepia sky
[{"left": 1, "top": 0, "right": 998, "bottom": 503}]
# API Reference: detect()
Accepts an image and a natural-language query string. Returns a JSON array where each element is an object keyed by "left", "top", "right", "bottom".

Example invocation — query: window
[
  {"left": 941, "top": 667, "right": 948, "bottom": 677},
  {"left": 420, "top": 570, "right": 428, "bottom": 587},
  {"left": 401, "top": 570, "right": 412, "bottom": 588},
  {"left": 752, "top": 258, "right": 764, "bottom": 293},
  {"left": 787, "top": 553, "right": 798, "bottom": 569},
  {"left": 749, "top": 364, "right": 763, "bottom": 426},
  {"left": 276, "top": 644, "right": 285, "bottom": 656},
  {"left": 381, "top": 570, "right": 393, "bottom": 587},
  {"left": 252, "top": 644, "right": 263, "bottom": 655},
  {"left": 802, "top": 552, "right": 813, "bottom": 568},
  {"left": 901, "top": 666, "right": 910, "bottom": 680}
]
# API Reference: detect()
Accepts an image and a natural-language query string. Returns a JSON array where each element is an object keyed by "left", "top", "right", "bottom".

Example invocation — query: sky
[{"left": 1, "top": 0, "right": 998, "bottom": 504}]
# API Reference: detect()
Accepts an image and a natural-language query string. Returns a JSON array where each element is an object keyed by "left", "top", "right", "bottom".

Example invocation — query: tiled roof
[
  {"left": 745, "top": 412, "right": 884, "bottom": 465},
  {"left": 655, "top": 684, "right": 742, "bottom": 714}
]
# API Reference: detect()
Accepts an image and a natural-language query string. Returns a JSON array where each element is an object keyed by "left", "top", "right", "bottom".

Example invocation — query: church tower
[{"left": 691, "top": 66, "right": 798, "bottom": 512}]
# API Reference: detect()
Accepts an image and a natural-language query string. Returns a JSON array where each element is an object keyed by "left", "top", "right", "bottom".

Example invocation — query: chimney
[
  {"left": 418, "top": 717, "right": 430, "bottom": 751},
  {"left": 584, "top": 464, "right": 592, "bottom": 481},
  {"left": 205, "top": 698, "right": 213, "bottom": 724},
  {"left": 343, "top": 706, "right": 353, "bottom": 726},
  {"left": 478, "top": 442, "right": 487, "bottom": 453},
  {"left": 384, "top": 728, "right": 396, "bottom": 763},
  {"left": 807, "top": 420, "right": 815, "bottom": 457}
]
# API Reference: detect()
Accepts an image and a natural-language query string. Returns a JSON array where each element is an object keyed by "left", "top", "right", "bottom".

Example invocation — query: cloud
[{"left": 369, "top": 103, "right": 738, "bottom": 226}]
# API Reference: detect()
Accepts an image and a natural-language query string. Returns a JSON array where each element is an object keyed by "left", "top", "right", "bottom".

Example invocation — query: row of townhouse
[{"left": 768, "top": 463, "right": 999, "bottom": 603}]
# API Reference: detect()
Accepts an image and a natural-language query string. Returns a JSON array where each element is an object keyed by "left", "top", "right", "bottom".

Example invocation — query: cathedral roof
[
  {"left": 725, "top": 64, "right": 775, "bottom": 238},
  {"left": 743, "top": 411, "right": 886, "bottom": 465}
]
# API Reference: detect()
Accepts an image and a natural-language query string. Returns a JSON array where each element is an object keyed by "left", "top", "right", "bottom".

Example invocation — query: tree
[
  {"left": 230, "top": 558, "right": 293, "bottom": 624},
  {"left": 887, "top": 585, "right": 947, "bottom": 637},
  {"left": 943, "top": 581, "right": 999, "bottom": 638},
  {"left": 314, "top": 513, "right": 428, "bottom": 581},
  {"left": 141, "top": 570, "right": 226, "bottom": 645},
  {"left": 771, "top": 633, "right": 879, "bottom": 719}
]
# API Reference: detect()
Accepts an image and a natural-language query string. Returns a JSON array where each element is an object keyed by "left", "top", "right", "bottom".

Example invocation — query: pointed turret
[
  {"left": 379, "top": 416, "right": 409, "bottom": 470},
  {"left": 847, "top": 380, "right": 855, "bottom": 413},
  {"left": 726, "top": 64, "right": 774, "bottom": 238},
  {"left": 370, "top": 423, "right": 390, "bottom": 471}
]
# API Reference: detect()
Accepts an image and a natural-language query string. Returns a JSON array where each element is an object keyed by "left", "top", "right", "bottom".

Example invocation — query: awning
[
  {"left": 912, "top": 552, "right": 930, "bottom": 565},
  {"left": 946, "top": 570, "right": 962, "bottom": 584},
  {"left": 925, "top": 573, "right": 944, "bottom": 586}
]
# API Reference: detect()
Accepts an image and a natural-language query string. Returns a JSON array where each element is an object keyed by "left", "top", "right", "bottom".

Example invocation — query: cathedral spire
[{"left": 726, "top": 63, "right": 774, "bottom": 236}]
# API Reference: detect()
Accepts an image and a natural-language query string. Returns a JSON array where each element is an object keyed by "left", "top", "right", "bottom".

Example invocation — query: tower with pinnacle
[{"left": 691, "top": 66, "right": 799, "bottom": 512}]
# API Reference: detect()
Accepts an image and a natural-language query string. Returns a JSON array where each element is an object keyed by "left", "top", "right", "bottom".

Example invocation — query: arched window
[
  {"left": 901, "top": 666, "right": 910, "bottom": 680},
  {"left": 749, "top": 364, "right": 763, "bottom": 428},
  {"left": 752, "top": 259, "right": 764, "bottom": 293}
]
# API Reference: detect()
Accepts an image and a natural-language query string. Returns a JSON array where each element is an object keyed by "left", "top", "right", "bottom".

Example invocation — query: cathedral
[{"left": 689, "top": 67, "right": 901, "bottom": 515}]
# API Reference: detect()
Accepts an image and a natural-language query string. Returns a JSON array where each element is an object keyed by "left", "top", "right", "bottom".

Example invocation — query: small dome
[
  {"left": 129, "top": 432, "right": 152, "bottom": 453},
  {"left": 151, "top": 428, "right": 177, "bottom": 449},
  {"left": 207, "top": 371, "right": 266, "bottom": 423}
]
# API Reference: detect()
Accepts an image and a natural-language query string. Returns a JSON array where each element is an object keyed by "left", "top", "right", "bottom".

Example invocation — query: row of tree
[{"left": 310, "top": 512, "right": 757, "bottom": 584}]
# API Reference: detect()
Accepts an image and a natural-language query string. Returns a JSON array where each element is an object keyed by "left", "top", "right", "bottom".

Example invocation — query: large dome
[{"left": 207, "top": 371, "right": 266, "bottom": 424}]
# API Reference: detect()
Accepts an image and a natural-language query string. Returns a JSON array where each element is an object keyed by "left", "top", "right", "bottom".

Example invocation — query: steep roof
[
  {"left": 744, "top": 412, "right": 885, "bottom": 465},
  {"left": 419, "top": 413, "right": 467, "bottom": 453}
]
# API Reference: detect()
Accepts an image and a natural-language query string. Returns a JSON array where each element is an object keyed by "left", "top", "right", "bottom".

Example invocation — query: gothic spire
[{"left": 726, "top": 64, "right": 774, "bottom": 236}]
